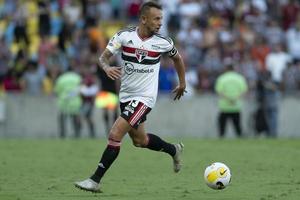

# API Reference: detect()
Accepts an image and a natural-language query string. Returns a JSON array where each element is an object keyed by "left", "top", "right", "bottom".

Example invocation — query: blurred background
[{"left": 0, "top": 0, "right": 300, "bottom": 138}]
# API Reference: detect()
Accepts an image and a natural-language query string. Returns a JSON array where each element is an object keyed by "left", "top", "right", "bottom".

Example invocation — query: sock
[
  {"left": 90, "top": 140, "right": 121, "bottom": 183},
  {"left": 146, "top": 133, "right": 176, "bottom": 157}
]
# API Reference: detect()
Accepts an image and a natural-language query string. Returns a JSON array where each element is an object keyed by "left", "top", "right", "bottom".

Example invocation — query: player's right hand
[
  {"left": 172, "top": 84, "right": 187, "bottom": 100},
  {"left": 104, "top": 67, "right": 122, "bottom": 80}
]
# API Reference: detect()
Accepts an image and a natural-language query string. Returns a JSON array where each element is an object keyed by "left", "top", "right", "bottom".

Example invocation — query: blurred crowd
[{"left": 1, "top": 0, "right": 300, "bottom": 97}]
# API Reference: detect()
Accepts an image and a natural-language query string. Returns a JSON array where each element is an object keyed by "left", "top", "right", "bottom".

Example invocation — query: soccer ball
[{"left": 204, "top": 162, "right": 231, "bottom": 190}]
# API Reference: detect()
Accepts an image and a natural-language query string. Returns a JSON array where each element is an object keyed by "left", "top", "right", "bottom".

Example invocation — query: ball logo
[{"left": 218, "top": 167, "right": 228, "bottom": 178}]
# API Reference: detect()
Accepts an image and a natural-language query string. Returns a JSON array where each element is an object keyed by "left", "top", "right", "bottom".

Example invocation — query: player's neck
[{"left": 137, "top": 26, "right": 153, "bottom": 40}]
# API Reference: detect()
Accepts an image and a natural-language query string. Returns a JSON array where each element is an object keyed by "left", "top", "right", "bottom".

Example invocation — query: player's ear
[{"left": 140, "top": 14, "right": 147, "bottom": 25}]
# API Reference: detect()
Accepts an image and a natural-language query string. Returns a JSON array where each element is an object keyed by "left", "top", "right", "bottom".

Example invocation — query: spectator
[
  {"left": 0, "top": 37, "right": 11, "bottom": 78},
  {"left": 176, "top": 20, "right": 203, "bottom": 68},
  {"left": 264, "top": 19, "right": 285, "bottom": 46},
  {"left": 38, "top": 0, "right": 51, "bottom": 37},
  {"left": 255, "top": 70, "right": 279, "bottom": 137},
  {"left": 264, "top": 44, "right": 292, "bottom": 136},
  {"left": 281, "top": 0, "right": 300, "bottom": 30},
  {"left": 127, "top": 0, "right": 142, "bottom": 22},
  {"left": 46, "top": 44, "right": 68, "bottom": 73},
  {"left": 13, "top": 2, "right": 30, "bottom": 48},
  {"left": 42, "top": 69, "right": 54, "bottom": 96},
  {"left": 251, "top": 36, "right": 270, "bottom": 71},
  {"left": 215, "top": 61, "right": 248, "bottom": 138},
  {"left": 80, "top": 71, "right": 98, "bottom": 138},
  {"left": 54, "top": 67, "right": 82, "bottom": 138},
  {"left": 282, "top": 60, "right": 300, "bottom": 93},
  {"left": 3, "top": 68, "right": 22, "bottom": 92},
  {"left": 286, "top": 19, "right": 300, "bottom": 61},
  {"left": 265, "top": 44, "right": 292, "bottom": 86},
  {"left": 239, "top": 51, "right": 259, "bottom": 91},
  {"left": 20, "top": 60, "right": 45, "bottom": 95}
]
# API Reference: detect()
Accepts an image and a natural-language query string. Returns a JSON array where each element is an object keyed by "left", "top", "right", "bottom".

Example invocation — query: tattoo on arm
[{"left": 99, "top": 49, "right": 113, "bottom": 70}]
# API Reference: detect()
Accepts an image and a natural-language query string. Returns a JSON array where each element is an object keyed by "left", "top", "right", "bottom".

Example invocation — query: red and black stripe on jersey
[{"left": 121, "top": 46, "right": 161, "bottom": 65}]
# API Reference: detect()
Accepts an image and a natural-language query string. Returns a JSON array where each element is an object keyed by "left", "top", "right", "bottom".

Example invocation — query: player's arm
[
  {"left": 170, "top": 53, "right": 186, "bottom": 100},
  {"left": 99, "top": 49, "right": 122, "bottom": 80}
]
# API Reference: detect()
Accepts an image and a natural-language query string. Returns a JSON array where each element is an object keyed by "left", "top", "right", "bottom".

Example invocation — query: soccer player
[{"left": 75, "top": 1, "right": 186, "bottom": 192}]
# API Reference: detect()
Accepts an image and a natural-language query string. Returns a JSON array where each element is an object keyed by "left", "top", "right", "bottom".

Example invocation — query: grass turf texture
[{"left": 0, "top": 138, "right": 300, "bottom": 200}]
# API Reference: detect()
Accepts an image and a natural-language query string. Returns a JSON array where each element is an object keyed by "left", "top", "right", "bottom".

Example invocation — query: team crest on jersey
[{"left": 135, "top": 49, "right": 148, "bottom": 63}]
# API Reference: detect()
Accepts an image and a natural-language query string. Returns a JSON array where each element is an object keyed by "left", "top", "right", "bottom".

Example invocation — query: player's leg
[
  {"left": 58, "top": 112, "right": 66, "bottom": 138},
  {"left": 90, "top": 117, "right": 131, "bottom": 181},
  {"left": 218, "top": 112, "right": 227, "bottom": 138},
  {"left": 118, "top": 100, "right": 184, "bottom": 171},
  {"left": 85, "top": 103, "right": 95, "bottom": 138},
  {"left": 265, "top": 107, "right": 278, "bottom": 137},
  {"left": 128, "top": 124, "right": 175, "bottom": 154},
  {"left": 103, "top": 108, "right": 110, "bottom": 136},
  {"left": 75, "top": 116, "right": 131, "bottom": 192},
  {"left": 128, "top": 123, "right": 184, "bottom": 173},
  {"left": 72, "top": 114, "right": 81, "bottom": 138},
  {"left": 231, "top": 112, "right": 242, "bottom": 137}
]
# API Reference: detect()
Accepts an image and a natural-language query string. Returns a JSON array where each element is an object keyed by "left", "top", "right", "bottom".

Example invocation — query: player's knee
[
  {"left": 108, "top": 125, "right": 122, "bottom": 139},
  {"left": 132, "top": 138, "right": 147, "bottom": 148},
  {"left": 132, "top": 141, "right": 142, "bottom": 147}
]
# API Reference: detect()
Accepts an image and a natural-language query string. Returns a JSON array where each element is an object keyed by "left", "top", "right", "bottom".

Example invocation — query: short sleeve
[
  {"left": 106, "top": 32, "right": 123, "bottom": 54},
  {"left": 166, "top": 37, "right": 178, "bottom": 57}
]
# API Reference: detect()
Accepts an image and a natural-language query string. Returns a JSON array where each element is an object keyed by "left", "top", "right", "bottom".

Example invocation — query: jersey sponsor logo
[
  {"left": 124, "top": 62, "right": 154, "bottom": 75},
  {"left": 125, "top": 63, "right": 134, "bottom": 75},
  {"left": 151, "top": 44, "right": 161, "bottom": 50}
]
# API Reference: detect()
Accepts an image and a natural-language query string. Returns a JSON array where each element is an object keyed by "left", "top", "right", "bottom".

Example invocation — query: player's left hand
[{"left": 172, "top": 85, "right": 187, "bottom": 100}]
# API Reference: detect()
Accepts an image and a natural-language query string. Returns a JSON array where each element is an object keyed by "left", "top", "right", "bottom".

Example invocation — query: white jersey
[{"left": 106, "top": 27, "right": 178, "bottom": 108}]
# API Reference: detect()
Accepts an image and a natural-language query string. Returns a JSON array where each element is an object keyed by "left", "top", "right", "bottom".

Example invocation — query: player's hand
[
  {"left": 104, "top": 66, "right": 122, "bottom": 80},
  {"left": 172, "top": 84, "right": 187, "bottom": 100}
]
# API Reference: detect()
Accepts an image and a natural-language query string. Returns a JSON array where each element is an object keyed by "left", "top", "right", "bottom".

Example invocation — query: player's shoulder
[
  {"left": 116, "top": 26, "right": 137, "bottom": 36},
  {"left": 154, "top": 33, "right": 173, "bottom": 45}
]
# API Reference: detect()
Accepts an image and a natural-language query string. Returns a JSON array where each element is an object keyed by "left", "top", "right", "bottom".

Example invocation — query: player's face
[{"left": 143, "top": 7, "right": 162, "bottom": 34}]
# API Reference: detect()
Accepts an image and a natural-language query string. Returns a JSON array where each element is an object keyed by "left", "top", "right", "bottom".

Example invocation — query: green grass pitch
[{"left": 0, "top": 138, "right": 300, "bottom": 200}]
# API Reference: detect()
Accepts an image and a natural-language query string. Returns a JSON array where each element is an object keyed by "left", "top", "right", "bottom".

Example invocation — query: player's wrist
[
  {"left": 102, "top": 65, "right": 109, "bottom": 72},
  {"left": 179, "top": 82, "right": 186, "bottom": 88}
]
